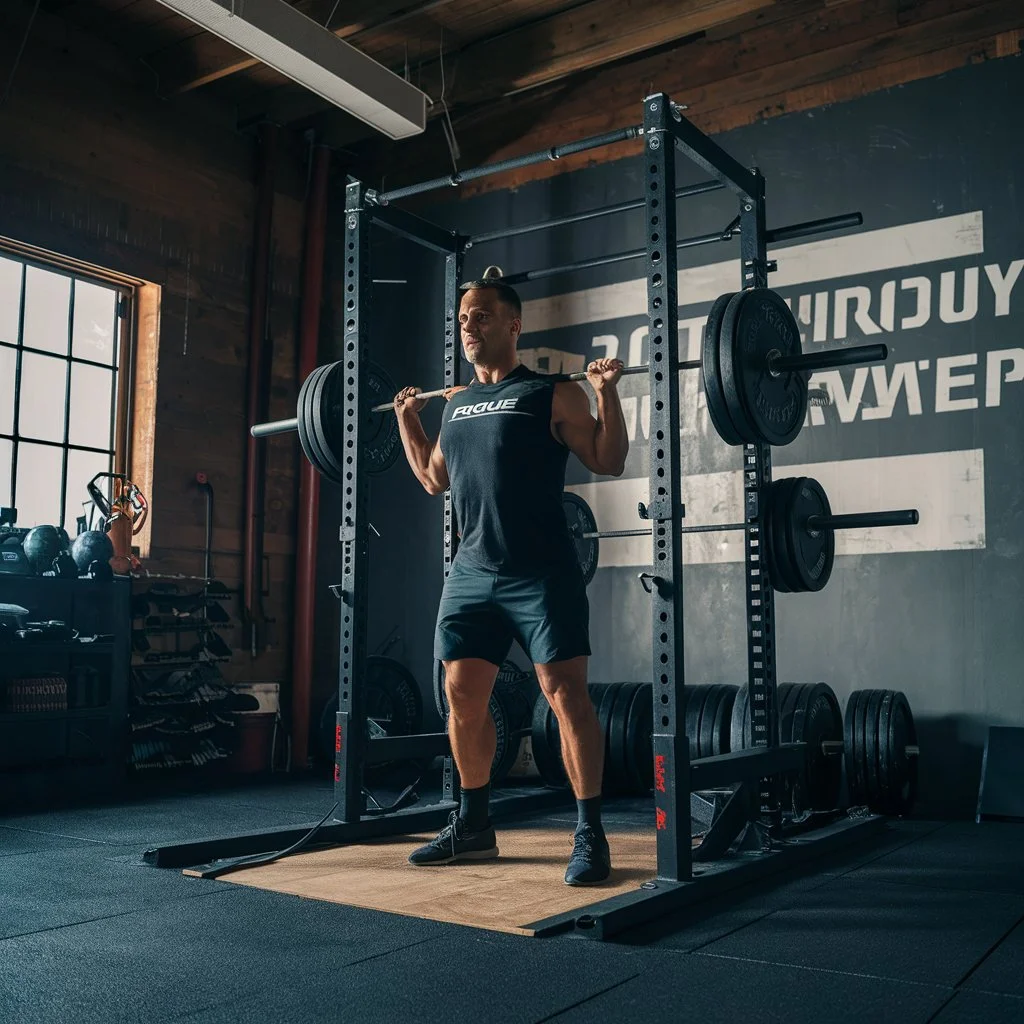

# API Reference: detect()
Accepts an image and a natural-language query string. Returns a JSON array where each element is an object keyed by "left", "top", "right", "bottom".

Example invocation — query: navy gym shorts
[{"left": 433, "top": 560, "right": 591, "bottom": 667}]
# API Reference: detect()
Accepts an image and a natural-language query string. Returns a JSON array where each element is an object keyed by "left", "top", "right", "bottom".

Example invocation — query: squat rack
[{"left": 145, "top": 93, "right": 885, "bottom": 939}]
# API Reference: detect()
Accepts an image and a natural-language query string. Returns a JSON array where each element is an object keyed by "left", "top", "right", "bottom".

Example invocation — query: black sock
[
  {"left": 459, "top": 783, "right": 490, "bottom": 831},
  {"left": 577, "top": 795, "right": 603, "bottom": 833}
]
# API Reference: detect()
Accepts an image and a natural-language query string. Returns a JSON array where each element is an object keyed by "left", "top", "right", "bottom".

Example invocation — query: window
[{"left": 0, "top": 251, "right": 131, "bottom": 531}]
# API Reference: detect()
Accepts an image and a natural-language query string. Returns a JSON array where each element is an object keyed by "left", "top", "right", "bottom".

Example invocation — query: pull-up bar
[
  {"left": 369, "top": 125, "right": 643, "bottom": 205},
  {"left": 466, "top": 180, "right": 727, "bottom": 247},
  {"left": 497, "top": 211, "right": 863, "bottom": 287}
]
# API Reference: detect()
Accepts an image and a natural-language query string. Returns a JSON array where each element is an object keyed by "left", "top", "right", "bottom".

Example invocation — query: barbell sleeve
[
  {"left": 807, "top": 509, "right": 920, "bottom": 530},
  {"left": 250, "top": 417, "right": 299, "bottom": 439},
  {"left": 771, "top": 344, "right": 888, "bottom": 374}
]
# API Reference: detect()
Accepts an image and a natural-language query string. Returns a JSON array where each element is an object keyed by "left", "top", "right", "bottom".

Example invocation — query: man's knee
[
  {"left": 444, "top": 658, "right": 496, "bottom": 722},
  {"left": 536, "top": 657, "right": 591, "bottom": 718}
]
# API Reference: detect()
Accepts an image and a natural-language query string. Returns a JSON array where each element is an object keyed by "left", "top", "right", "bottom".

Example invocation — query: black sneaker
[
  {"left": 564, "top": 825, "right": 611, "bottom": 886},
  {"left": 408, "top": 810, "right": 499, "bottom": 866}
]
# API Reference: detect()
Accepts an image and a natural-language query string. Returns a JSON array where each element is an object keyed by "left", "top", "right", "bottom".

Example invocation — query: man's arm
[
  {"left": 553, "top": 359, "right": 629, "bottom": 477},
  {"left": 394, "top": 387, "right": 450, "bottom": 495}
]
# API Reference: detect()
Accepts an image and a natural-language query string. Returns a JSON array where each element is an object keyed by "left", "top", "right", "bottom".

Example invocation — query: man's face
[{"left": 458, "top": 288, "right": 520, "bottom": 366}]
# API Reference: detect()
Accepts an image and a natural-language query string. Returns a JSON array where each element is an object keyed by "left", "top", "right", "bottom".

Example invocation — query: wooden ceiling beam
[
  {"left": 347, "top": 0, "right": 1020, "bottom": 197},
  {"left": 241, "top": 0, "right": 776, "bottom": 132}
]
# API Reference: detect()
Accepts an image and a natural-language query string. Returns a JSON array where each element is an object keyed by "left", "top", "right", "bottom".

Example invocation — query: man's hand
[
  {"left": 394, "top": 386, "right": 427, "bottom": 416},
  {"left": 586, "top": 358, "right": 625, "bottom": 392}
]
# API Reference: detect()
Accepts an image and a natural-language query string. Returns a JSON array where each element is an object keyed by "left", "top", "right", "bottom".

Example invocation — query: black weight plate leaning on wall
[
  {"left": 702, "top": 292, "right": 743, "bottom": 445},
  {"left": 786, "top": 476, "right": 836, "bottom": 593},
  {"left": 843, "top": 689, "right": 862, "bottom": 805},
  {"left": 789, "top": 682, "right": 843, "bottom": 814},
  {"left": 712, "top": 684, "right": 739, "bottom": 755},
  {"left": 562, "top": 492, "right": 599, "bottom": 586},
  {"left": 733, "top": 287, "right": 808, "bottom": 446},
  {"left": 697, "top": 684, "right": 726, "bottom": 759},
  {"left": 730, "top": 684, "right": 750, "bottom": 753}
]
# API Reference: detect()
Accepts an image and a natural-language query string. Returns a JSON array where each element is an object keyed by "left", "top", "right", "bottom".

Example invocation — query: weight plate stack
[
  {"left": 778, "top": 681, "right": 843, "bottom": 815},
  {"left": 845, "top": 688, "right": 919, "bottom": 816}
]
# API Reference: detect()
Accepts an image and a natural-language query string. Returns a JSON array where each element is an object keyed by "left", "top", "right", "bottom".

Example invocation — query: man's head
[{"left": 458, "top": 282, "right": 522, "bottom": 368}]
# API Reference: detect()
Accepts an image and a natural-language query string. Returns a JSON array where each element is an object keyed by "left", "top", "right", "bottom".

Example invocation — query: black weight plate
[
  {"left": 883, "top": 691, "right": 918, "bottom": 816},
  {"left": 732, "top": 287, "right": 808, "bottom": 446},
  {"left": 698, "top": 684, "right": 725, "bottom": 760},
  {"left": 310, "top": 361, "right": 345, "bottom": 482},
  {"left": 297, "top": 364, "right": 331, "bottom": 478},
  {"left": 790, "top": 683, "right": 843, "bottom": 813},
  {"left": 712, "top": 684, "right": 738, "bottom": 755},
  {"left": 607, "top": 683, "right": 637, "bottom": 795},
  {"left": 864, "top": 689, "right": 886, "bottom": 812},
  {"left": 702, "top": 292, "right": 743, "bottom": 446},
  {"left": 622, "top": 683, "right": 649, "bottom": 793},
  {"left": 597, "top": 682, "right": 622, "bottom": 764},
  {"left": 854, "top": 688, "right": 874, "bottom": 808},
  {"left": 363, "top": 656, "right": 423, "bottom": 737},
  {"left": 730, "top": 684, "right": 751, "bottom": 752},
  {"left": 627, "top": 683, "right": 653, "bottom": 792},
  {"left": 758, "top": 486, "right": 780, "bottom": 593},
  {"left": 432, "top": 658, "right": 447, "bottom": 719},
  {"left": 876, "top": 690, "right": 896, "bottom": 812},
  {"left": 562, "top": 492, "right": 599, "bottom": 586},
  {"left": 787, "top": 476, "right": 835, "bottom": 593},
  {"left": 685, "top": 685, "right": 706, "bottom": 761},
  {"left": 363, "top": 363, "right": 402, "bottom": 475},
  {"left": 307, "top": 362, "right": 342, "bottom": 483},
  {"left": 844, "top": 690, "right": 863, "bottom": 806},
  {"left": 718, "top": 291, "right": 759, "bottom": 443},
  {"left": 771, "top": 478, "right": 803, "bottom": 593}
]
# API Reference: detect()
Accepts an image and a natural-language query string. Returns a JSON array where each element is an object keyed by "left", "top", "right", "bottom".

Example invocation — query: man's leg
[
  {"left": 535, "top": 657, "right": 611, "bottom": 885},
  {"left": 445, "top": 658, "right": 498, "bottom": 831},
  {"left": 534, "top": 656, "right": 602, "bottom": 799}
]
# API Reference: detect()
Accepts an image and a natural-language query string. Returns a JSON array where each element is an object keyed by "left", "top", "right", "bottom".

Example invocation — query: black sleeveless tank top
[{"left": 439, "top": 365, "right": 579, "bottom": 575}]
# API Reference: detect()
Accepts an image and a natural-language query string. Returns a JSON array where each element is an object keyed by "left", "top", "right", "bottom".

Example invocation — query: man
[{"left": 393, "top": 271, "right": 628, "bottom": 885}]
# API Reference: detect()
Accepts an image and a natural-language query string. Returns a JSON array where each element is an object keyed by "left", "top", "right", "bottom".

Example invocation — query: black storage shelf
[{"left": 0, "top": 575, "right": 131, "bottom": 807}]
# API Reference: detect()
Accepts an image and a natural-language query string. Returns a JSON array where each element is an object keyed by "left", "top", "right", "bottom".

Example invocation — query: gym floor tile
[
  {"left": 930, "top": 990, "right": 1024, "bottom": 1024},
  {"left": 695, "top": 877, "right": 1024, "bottom": 986},
  {"left": 0, "top": 825, "right": 104, "bottom": 857},
  {"left": 546, "top": 949, "right": 950, "bottom": 1024},
  {"left": 0, "top": 844, "right": 233, "bottom": 939},
  {"left": 961, "top": 915, "right": 1024, "bottom": 998},
  {"left": 0, "top": 797, "right": 325, "bottom": 847},
  {"left": 849, "top": 821, "right": 1024, "bottom": 896},
  {"left": 174, "top": 931, "right": 647, "bottom": 1024},
  {"left": 0, "top": 887, "right": 450, "bottom": 1024}
]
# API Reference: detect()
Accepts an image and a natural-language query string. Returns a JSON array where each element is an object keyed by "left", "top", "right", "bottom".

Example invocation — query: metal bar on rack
[
  {"left": 500, "top": 226, "right": 737, "bottom": 285},
  {"left": 334, "top": 181, "right": 373, "bottom": 822},
  {"left": 373, "top": 125, "right": 643, "bottom": 204},
  {"left": 467, "top": 180, "right": 726, "bottom": 245},
  {"left": 644, "top": 93, "right": 691, "bottom": 884},
  {"left": 367, "top": 203, "right": 462, "bottom": 254},
  {"left": 765, "top": 212, "right": 862, "bottom": 244}
]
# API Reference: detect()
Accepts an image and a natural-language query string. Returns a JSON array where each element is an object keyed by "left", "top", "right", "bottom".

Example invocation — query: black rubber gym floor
[{"left": 1, "top": 778, "right": 1022, "bottom": 1024}]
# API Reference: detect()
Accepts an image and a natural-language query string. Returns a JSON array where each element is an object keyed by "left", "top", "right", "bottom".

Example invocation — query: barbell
[
  {"left": 562, "top": 478, "right": 919, "bottom": 592},
  {"left": 249, "top": 287, "right": 887, "bottom": 481}
]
